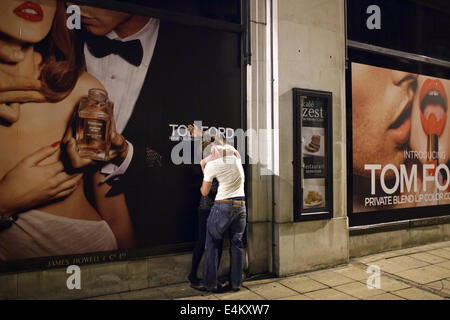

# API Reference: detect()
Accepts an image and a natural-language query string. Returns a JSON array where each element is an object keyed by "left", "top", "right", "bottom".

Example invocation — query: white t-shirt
[{"left": 203, "top": 152, "right": 245, "bottom": 201}]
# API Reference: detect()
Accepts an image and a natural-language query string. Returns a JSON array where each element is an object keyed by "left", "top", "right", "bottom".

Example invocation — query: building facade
[{"left": 1, "top": 0, "right": 450, "bottom": 299}]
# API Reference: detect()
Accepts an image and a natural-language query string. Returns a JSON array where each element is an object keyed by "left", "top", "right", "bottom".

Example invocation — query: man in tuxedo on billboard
[
  {"left": 0, "top": 3, "right": 242, "bottom": 250},
  {"left": 70, "top": 5, "right": 242, "bottom": 248}
]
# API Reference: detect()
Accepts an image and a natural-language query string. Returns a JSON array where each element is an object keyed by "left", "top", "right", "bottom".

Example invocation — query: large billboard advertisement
[
  {"left": 0, "top": 0, "right": 244, "bottom": 271},
  {"left": 351, "top": 62, "right": 450, "bottom": 214}
]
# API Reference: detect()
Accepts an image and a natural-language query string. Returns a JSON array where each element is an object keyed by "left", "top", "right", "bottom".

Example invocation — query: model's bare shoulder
[
  {"left": 57, "top": 72, "right": 105, "bottom": 116},
  {"left": 71, "top": 72, "right": 105, "bottom": 100}
]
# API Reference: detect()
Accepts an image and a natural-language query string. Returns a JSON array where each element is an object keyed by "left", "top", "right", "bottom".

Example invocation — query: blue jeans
[{"left": 203, "top": 201, "right": 247, "bottom": 290}]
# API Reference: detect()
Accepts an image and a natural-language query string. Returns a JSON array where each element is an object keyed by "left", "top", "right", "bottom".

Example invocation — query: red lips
[
  {"left": 13, "top": 1, "right": 44, "bottom": 23},
  {"left": 420, "top": 79, "right": 447, "bottom": 103},
  {"left": 420, "top": 79, "right": 447, "bottom": 136}
]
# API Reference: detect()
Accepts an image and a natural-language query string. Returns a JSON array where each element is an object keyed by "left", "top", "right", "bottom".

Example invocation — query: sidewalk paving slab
[
  {"left": 354, "top": 247, "right": 423, "bottom": 263},
  {"left": 425, "top": 280, "right": 450, "bottom": 297},
  {"left": 159, "top": 283, "right": 211, "bottom": 299},
  {"left": 363, "top": 293, "right": 405, "bottom": 300},
  {"left": 276, "top": 294, "right": 312, "bottom": 300},
  {"left": 86, "top": 240, "right": 450, "bottom": 300},
  {"left": 408, "top": 252, "right": 447, "bottom": 264},
  {"left": 436, "top": 261, "right": 450, "bottom": 270},
  {"left": 279, "top": 276, "right": 328, "bottom": 293},
  {"left": 428, "top": 249, "right": 450, "bottom": 259},
  {"left": 88, "top": 294, "right": 122, "bottom": 300},
  {"left": 393, "top": 287, "right": 444, "bottom": 300},
  {"left": 119, "top": 287, "right": 169, "bottom": 300},
  {"left": 385, "top": 256, "right": 430, "bottom": 270},
  {"left": 358, "top": 276, "right": 410, "bottom": 292},
  {"left": 216, "top": 288, "right": 264, "bottom": 300},
  {"left": 419, "top": 265, "right": 450, "bottom": 279},
  {"left": 417, "top": 243, "right": 449, "bottom": 251},
  {"left": 354, "top": 253, "right": 398, "bottom": 264},
  {"left": 396, "top": 265, "right": 450, "bottom": 285},
  {"left": 307, "top": 271, "right": 355, "bottom": 287},
  {"left": 428, "top": 241, "right": 450, "bottom": 249},
  {"left": 244, "top": 278, "right": 279, "bottom": 287},
  {"left": 245, "top": 282, "right": 298, "bottom": 300},
  {"left": 334, "top": 265, "right": 370, "bottom": 281},
  {"left": 355, "top": 241, "right": 450, "bottom": 265},
  {"left": 334, "top": 281, "right": 385, "bottom": 299},
  {"left": 177, "top": 294, "right": 220, "bottom": 300},
  {"left": 304, "top": 288, "right": 357, "bottom": 300},
  {"left": 367, "top": 259, "right": 412, "bottom": 274}
]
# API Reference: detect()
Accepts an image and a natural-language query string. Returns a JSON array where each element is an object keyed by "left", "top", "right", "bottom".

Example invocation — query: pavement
[{"left": 89, "top": 240, "right": 450, "bottom": 300}]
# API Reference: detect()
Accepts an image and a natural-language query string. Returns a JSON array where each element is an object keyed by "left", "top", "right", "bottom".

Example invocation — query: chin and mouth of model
[
  {"left": 80, "top": 15, "right": 100, "bottom": 26},
  {"left": 388, "top": 101, "right": 412, "bottom": 146},
  {"left": 14, "top": 1, "right": 43, "bottom": 23}
]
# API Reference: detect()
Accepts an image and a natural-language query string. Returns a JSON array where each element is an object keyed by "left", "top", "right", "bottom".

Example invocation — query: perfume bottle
[{"left": 76, "top": 88, "right": 113, "bottom": 161}]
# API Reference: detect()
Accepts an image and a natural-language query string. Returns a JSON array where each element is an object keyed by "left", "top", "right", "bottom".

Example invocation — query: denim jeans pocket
[{"left": 207, "top": 205, "right": 230, "bottom": 240}]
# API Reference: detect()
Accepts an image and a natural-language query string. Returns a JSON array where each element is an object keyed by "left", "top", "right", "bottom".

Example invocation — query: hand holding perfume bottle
[
  {"left": 63, "top": 88, "right": 129, "bottom": 169},
  {"left": 76, "top": 88, "right": 113, "bottom": 161}
]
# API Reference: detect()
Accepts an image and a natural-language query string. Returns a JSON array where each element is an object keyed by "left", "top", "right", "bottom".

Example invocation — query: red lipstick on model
[
  {"left": 419, "top": 79, "right": 448, "bottom": 182},
  {"left": 13, "top": 1, "right": 44, "bottom": 23},
  {"left": 420, "top": 79, "right": 447, "bottom": 136}
]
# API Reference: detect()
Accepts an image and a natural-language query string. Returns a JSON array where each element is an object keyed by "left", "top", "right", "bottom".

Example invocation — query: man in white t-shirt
[{"left": 199, "top": 144, "right": 246, "bottom": 292}]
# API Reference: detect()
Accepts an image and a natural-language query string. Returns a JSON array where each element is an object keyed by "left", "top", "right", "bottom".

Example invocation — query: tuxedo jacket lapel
[
  {"left": 122, "top": 22, "right": 166, "bottom": 175},
  {"left": 112, "top": 21, "right": 217, "bottom": 247}
]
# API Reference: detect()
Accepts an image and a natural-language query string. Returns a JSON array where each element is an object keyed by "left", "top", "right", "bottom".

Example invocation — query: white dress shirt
[{"left": 84, "top": 18, "right": 160, "bottom": 182}]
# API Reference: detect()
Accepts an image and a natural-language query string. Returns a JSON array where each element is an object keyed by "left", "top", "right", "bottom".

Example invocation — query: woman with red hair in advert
[{"left": 0, "top": 0, "right": 135, "bottom": 261}]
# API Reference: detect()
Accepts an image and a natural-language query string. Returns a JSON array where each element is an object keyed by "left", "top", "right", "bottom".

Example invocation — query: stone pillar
[
  {"left": 246, "top": 0, "right": 274, "bottom": 275},
  {"left": 272, "top": 0, "right": 349, "bottom": 276}
]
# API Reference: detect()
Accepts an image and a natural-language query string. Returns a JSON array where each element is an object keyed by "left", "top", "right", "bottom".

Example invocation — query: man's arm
[
  {"left": 92, "top": 172, "right": 136, "bottom": 249},
  {"left": 201, "top": 160, "right": 215, "bottom": 196},
  {"left": 100, "top": 141, "right": 133, "bottom": 183},
  {"left": 99, "top": 115, "right": 133, "bottom": 182},
  {"left": 200, "top": 154, "right": 214, "bottom": 173},
  {"left": 200, "top": 180, "right": 212, "bottom": 197}
]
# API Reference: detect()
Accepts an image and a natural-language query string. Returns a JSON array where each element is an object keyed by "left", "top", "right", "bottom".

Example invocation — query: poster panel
[
  {"left": 301, "top": 97, "right": 327, "bottom": 210},
  {"left": 351, "top": 62, "right": 450, "bottom": 214},
  {"left": 0, "top": 0, "right": 244, "bottom": 271},
  {"left": 293, "top": 89, "right": 333, "bottom": 221}
]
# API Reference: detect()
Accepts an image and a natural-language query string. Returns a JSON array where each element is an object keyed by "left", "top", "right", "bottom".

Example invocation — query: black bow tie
[{"left": 86, "top": 34, "right": 144, "bottom": 67}]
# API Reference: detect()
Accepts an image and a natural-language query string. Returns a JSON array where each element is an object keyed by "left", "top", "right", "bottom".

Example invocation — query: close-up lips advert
[
  {"left": 13, "top": 1, "right": 44, "bottom": 23},
  {"left": 420, "top": 79, "right": 448, "bottom": 136}
]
